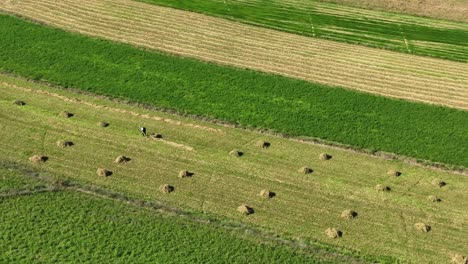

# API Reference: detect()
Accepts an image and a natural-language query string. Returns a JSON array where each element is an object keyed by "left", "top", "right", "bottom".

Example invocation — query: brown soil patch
[
  {"left": 341, "top": 209, "right": 358, "bottom": 220},
  {"left": 178, "top": 170, "right": 194, "bottom": 178},
  {"left": 325, "top": 228, "right": 342, "bottom": 238},
  {"left": 428, "top": 195, "right": 442, "bottom": 203},
  {"left": 319, "top": 153, "right": 332, "bottom": 160},
  {"left": 229, "top": 149, "right": 243, "bottom": 157},
  {"left": 29, "top": 155, "right": 48, "bottom": 163},
  {"left": 60, "top": 111, "right": 74, "bottom": 118},
  {"left": 160, "top": 184, "right": 174, "bottom": 193},
  {"left": 414, "top": 223, "right": 431, "bottom": 232},
  {"left": 13, "top": 100, "right": 25, "bottom": 106},
  {"left": 298, "top": 166, "right": 313, "bottom": 174},
  {"left": 432, "top": 178, "right": 446, "bottom": 187},
  {"left": 56, "top": 140, "right": 74, "bottom": 148},
  {"left": 387, "top": 169, "right": 402, "bottom": 177},
  {"left": 97, "top": 168, "right": 112, "bottom": 177},
  {"left": 237, "top": 204, "right": 254, "bottom": 215},
  {"left": 256, "top": 140, "right": 271, "bottom": 149},
  {"left": 99, "top": 121, "right": 109, "bottom": 127},
  {"left": 114, "top": 155, "right": 130, "bottom": 164},
  {"left": 375, "top": 184, "right": 391, "bottom": 191},
  {"left": 452, "top": 254, "right": 468, "bottom": 264},
  {"left": 260, "top": 189, "right": 275, "bottom": 198}
]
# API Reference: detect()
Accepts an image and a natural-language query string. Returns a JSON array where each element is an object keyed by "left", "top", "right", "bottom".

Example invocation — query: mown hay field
[
  {"left": 0, "top": 15, "right": 467, "bottom": 168},
  {"left": 0, "top": 75, "right": 466, "bottom": 263},
  {"left": 1, "top": 0, "right": 468, "bottom": 110}
]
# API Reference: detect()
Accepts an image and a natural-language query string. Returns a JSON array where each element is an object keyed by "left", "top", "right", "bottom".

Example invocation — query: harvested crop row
[{"left": 1, "top": 0, "right": 467, "bottom": 110}]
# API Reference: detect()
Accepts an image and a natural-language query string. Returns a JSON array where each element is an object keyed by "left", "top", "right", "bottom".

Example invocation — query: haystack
[
  {"left": 229, "top": 149, "right": 243, "bottom": 157},
  {"left": 237, "top": 204, "right": 254, "bottom": 215},
  {"left": 114, "top": 155, "right": 130, "bottom": 164},
  {"left": 452, "top": 254, "right": 468, "bottom": 264},
  {"left": 29, "top": 155, "right": 48, "bottom": 163},
  {"left": 427, "top": 195, "right": 441, "bottom": 203},
  {"left": 260, "top": 189, "right": 275, "bottom": 198},
  {"left": 256, "top": 140, "right": 270, "bottom": 149},
  {"left": 319, "top": 153, "right": 332, "bottom": 160},
  {"left": 298, "top": 166, "right": 313, "bottom": 174},
  {"left": 387, "top": 170, "right": 402, "bottom": 177},
  {"left": 97, "top": 168, "right": 112, "bottom": 177},
  {"left": 56, "top": 140, "right": 74, "bottom": 148},
  {"left": 60, "top": 111, "right": 74, "bottom": 118},
  {"left": 375, "top": 184, "right": 391, "bottom": 192},
  {"left": 151, "top": 133, "right": 163, "bottom": 139},
  {"left": 325, "top": 228, "right": 342, "bottom": 239},
  {"left": 178, "top": 170, "right": 194, "bottom": 178},
  {"left": 13, "top": 100, "right": 26, "bottom": 106},
  {"left": 414, "top": 223, "right": 431, "bottom": 232},
  {"left": 341, "top": 209, "right": 358, "bottom": 220},
  {"left": 160, "top": 184, "right": 174, "bottom": 193},
  {"left": 432, "top": 178, "right": 446, "bottom": 188},
  {"left": 99, "top": 121, "right": 109, "bottom": 127}
]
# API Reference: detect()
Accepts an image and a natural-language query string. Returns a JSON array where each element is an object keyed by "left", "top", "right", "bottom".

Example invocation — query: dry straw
[{"left": 325, "top": 228, "right": 342, "bottom": 238}]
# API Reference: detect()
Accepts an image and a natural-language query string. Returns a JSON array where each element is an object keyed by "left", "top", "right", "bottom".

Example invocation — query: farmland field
[
  {"left": 0, "top": 74, "right": 467, "bottom": 263},
  {"left": 0, "top": 15, "right": 467, "bottom": 168},
  {"left": 0, "top": 166, "right": 343, "bottom": 263},
  {"left": 2, "top": 0, "right": 468, "bottom": 110}
]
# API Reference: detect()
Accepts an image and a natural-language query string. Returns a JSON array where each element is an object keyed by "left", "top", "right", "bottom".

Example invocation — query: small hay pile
[
  {"left": 298, "top": 166, "right": 313, "bottom": 174},
  {"left": 97, "top": 168, "right": 112, "bottom": 177},
  {"left": 375, "top": 184, "right": 391, "bottom": 192},
  {"left": 341, "top": 209, "right": 357, "bottom": 220},
  {"left": 56, "top": 140, "right": 74, "bottom": 148},
  {"left": 325, "top": 228, "right": 342, "bottom": 239},
  {"left": 452, "top": 254, "right": 468, "bottom": 264},
  {"left": 432, "top": 178, "right": 446, "bottom": 188},
  {"left": 414, "top": 223, "right": 431, "bottom": 232},
  {"left": 260, "top": 189, "right": 275, "bottom": 198},
  {"left": 29, "top": 155, "right": 48, "bottom": 163},
  {"left": 427, "top": 195, "right": 441, "bottom": 203},
  {"left": 387, "top": 170, "right": 402, "bottom": 177},
  {"left": 13, "top": 100, "right": 26, "bottom": 106},
  {"left": 229, "top": 149, "right": 243, "bottom": 157},
  {"left": 319, "top": 153, "right": 332, "bottom": 160},
  {"left": 151, "top": 133, "right": 163, "bottom": 139},
  {"left": 114, "top": 155, "right": 130, "bottom": 164},
  {"left": 256, "top": 140, "right": 270, "bottom": 149},
  {"left": 60, "top": 111, "right": 74, "bottom": 118},
  {"left": 178, "top": 170, "right": 194, "bottom": 178},
  {"left": 99, "top": 121, "right": 109, "bottom": 127},
  {"left": 237, "top": 204, "right": 254, "bottom": 215},
  {"left": 160, "top": 184, "right": 174, "bottom": 193}
]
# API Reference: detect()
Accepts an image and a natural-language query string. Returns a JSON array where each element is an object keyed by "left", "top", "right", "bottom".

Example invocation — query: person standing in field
[{"left": 140, "top": 126, "right": 147, "bottom": 137}]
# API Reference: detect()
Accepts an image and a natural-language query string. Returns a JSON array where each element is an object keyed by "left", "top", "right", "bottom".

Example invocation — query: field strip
[
  {"left": 1, "top": 0, "right": 468, "bottom": 110},
  {"left": 0, "top": 74, "right": 467, "bottom": 263}
]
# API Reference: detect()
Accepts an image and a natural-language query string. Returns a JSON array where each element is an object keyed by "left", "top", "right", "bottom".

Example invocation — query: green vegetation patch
[
  {"left": 139, "top": 0, "right": 468, "bottom": 62},
  {"left": 0, "top": 15, "right": 467, "bottom": 167}
]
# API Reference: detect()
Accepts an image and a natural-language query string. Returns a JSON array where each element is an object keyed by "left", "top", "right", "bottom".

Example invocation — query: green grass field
[
  {"left": 0, "top": 74, "right": 466, "bottom": 263},
  {"left": 0, "top": 166, "right": 346, "bottom": 264},
  {"left": 0, "top": 15, "right": 467, "bottom": 168},
  {"left": 139, "top": 0, "right": 468, "bottom": 62}
]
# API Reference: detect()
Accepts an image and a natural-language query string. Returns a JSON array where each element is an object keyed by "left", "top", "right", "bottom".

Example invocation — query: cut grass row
[
  {"left": 137, "top": 0, "right": 468, "bottom": 62},
  {"left": 0, "top": 74, "right": 466, "bottom": 263},
  {"left": 2, "top": 0, "right": 468, "bottom": 110},
  {"left": 0, "top": 15, "right": 467, "bottom": 168}
]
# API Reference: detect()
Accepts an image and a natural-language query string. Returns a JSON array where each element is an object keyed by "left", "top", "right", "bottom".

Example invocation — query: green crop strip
[
  {"left": 138, "top": 0, "right": 468, "bottom": 62},
  {"left": 0, "top": 15, "right": 467, "bottom": 167}
]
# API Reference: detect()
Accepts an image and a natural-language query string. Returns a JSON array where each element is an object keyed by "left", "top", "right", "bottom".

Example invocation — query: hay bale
[
  {"left": 414, "top": 223, "right": 431, "bottom": 232},
  {"left": 99, "top": 121, "right": 109, "bottom": 127},
  {"left": 237, "top": 204, "right": 254, "bottom": 215},
  {"left": 256, "top": 140, "right": 270, "bottom": 149},
  {"left": 260, "top": 189, "right": 275, "bottom": 198},
  {"left": 160, "top": 184, "right": 174, "bottom": 193},
  {"left": 29, "top": 155, "right": 48, "bottom": 163},
  {"left": 427, "top": 195, "right": 441, "bottom": 203},
  {"left": 229, "top": 149, "right": 243, "bottom": 157},
  {"left": 432, "top": 178, "right": 446, "bottom": 188},
  {"left": 151, "top": 133, "right": 163, "bottom": 139},
  {"left": 178, "top": 170, "right": 194, "bottom": 178},
  {"left": 452, "top": 254, "right": 468, "bottom": 264},
  {"left": 114, "top": 155, "right": 130, "bottom": 164},
  {"left": 375, "top": 184, "right": 391, "bottom": 192},
  {"left": 96, "top": 168, "right": 112, "bottom": 177},
  {"left": 387, "top": 169, "right": 402, "bottom": 177},
  {"left": 319, "top": 153, "right": 332, "bottom": 160},
  {"left": 298, "top": 166, "right": 313, "bottom": 174},
  {"left": 325, "top": 228, "right": 342, "bottom": 239},
  {"left": 13, "top": 100, "right": 26, "bottom": 106},
  {"left": 56, "top": 140, "right": 74, "bottom": 148},
  {"left": 60, "top": 111, "right": 74, "bottom": 118},
  {"left": 341, "top": 209, "right": 358, "bottom": 220}
]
